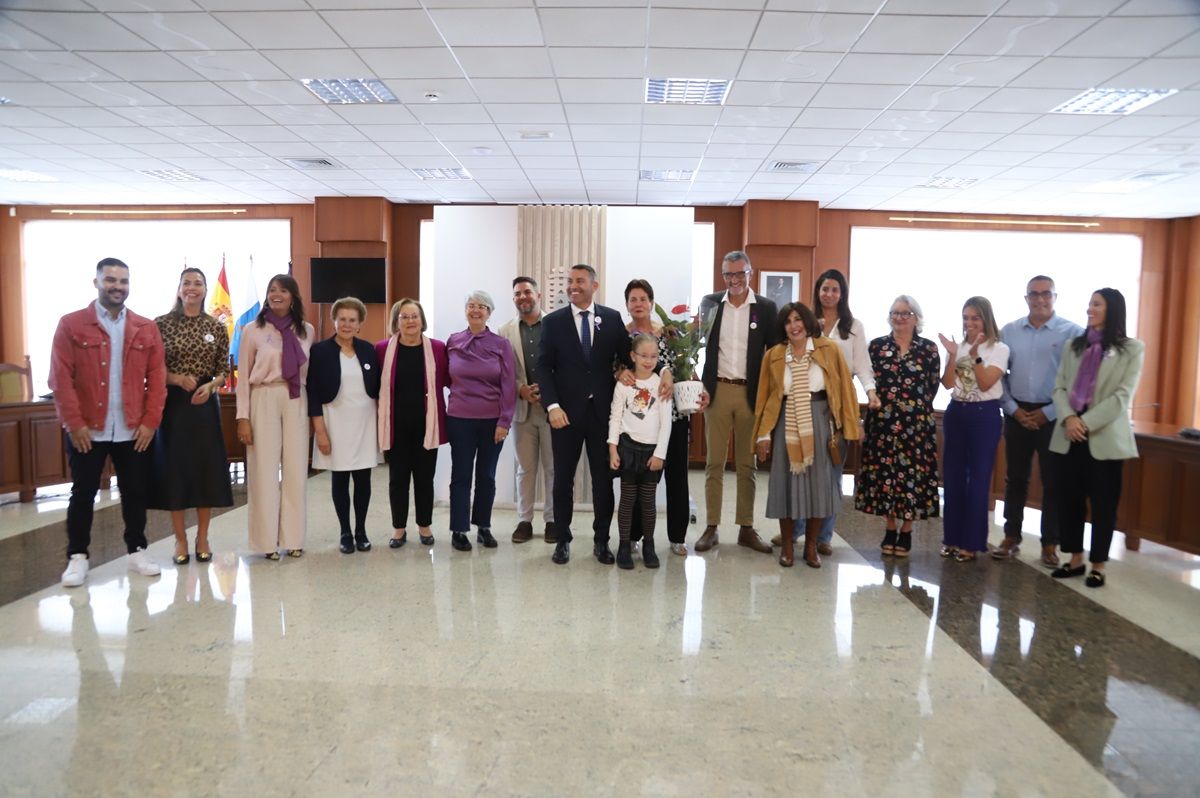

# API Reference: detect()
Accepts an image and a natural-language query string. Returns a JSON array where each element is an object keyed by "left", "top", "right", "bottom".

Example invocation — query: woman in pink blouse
[{"left": 235, "top": 274, "right": 315, "bottom": 559}]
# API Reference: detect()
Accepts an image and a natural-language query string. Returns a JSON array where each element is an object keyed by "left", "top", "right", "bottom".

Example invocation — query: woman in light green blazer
[{"left": 1049, "top": 288, "right": 1144, "bottom": 588}]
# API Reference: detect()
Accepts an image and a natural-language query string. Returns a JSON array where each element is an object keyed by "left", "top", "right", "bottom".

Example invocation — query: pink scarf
[
  {"left": 1069, "top": 327, "right": 1104, "bottom": 413},
  {"left": 265, "top": 312, "right": 306, "bottom": 399},
  {"left": 378, "top": 334, "right": 440, "bottom": 452}
]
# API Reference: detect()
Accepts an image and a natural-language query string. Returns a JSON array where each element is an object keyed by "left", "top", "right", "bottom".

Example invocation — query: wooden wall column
[
  {"left": 742, "top": 200, "right": 819, "bottom": 306},
  {"left": 313, "top": 196, "right": 392, "bottom": 343}
]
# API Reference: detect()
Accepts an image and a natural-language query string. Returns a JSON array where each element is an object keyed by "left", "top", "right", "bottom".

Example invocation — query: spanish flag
[{"left": 208, "top": 254, "right": 234, "bottom": 344}]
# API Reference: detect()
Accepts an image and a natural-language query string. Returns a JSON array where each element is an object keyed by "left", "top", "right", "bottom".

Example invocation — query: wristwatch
[{"left": 974, "top": 357, "right": 983, "bottom": 365}]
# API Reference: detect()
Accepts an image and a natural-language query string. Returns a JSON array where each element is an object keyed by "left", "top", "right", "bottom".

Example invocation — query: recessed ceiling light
[
  {"left": 645, "top": 78, "right": 731, "bottom": 105},
  {"left": 301, "top": 78, "right": 398, "bottom": 105},
  {"left": 1083, "top": 171, "right": 1184, "bottom": 193},
  {"left": 0, "top": 97, "right": 12, "bottom": 105},
  {"left": 1051, "top": 87, "right": 1178, "bottom": 115},
  {"left": 470, "top": 146, "right": 493, "bottom": 156},
  {"left": 918, "top": 176, "right": 979, "bottom": 189},
  {"left": 518, "top": 130, "right": 553, "bottom": 140},
  {"left": 411, "top": 167, "right": 472, "bottom": 180},
  {"left": 766, "top": 161, "right": 819, "bottom": 173},
  {"left": 639, "top": 169, "right": 694, "bottom": 182},
  {"left": 0, "top": 168, "right": 57, "bottom": 183},
  {"left": 140, "top": 169, "right": 203, "bottom": 182}
]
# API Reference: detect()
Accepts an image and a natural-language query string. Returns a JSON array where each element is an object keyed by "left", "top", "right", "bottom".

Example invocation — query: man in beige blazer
[{"left": 498, "top": 276, "right": 557, "bottom": 543}]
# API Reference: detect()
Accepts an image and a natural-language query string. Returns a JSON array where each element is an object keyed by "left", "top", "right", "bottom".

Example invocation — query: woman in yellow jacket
[{"left": 753, "top": 302, "right": 861, "bottom": 569}]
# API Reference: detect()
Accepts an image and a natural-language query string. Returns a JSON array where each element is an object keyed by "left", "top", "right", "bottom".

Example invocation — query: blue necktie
[{"left": 579, "top": 310, "right": 592, "bottom": 361}]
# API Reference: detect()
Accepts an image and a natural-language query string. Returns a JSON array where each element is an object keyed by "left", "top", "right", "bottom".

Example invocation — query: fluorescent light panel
[
  {"left": 411, "top": 167, "right": 472, "bottom": 180},
  {"left": 889, "top": 216, "right": 1100, "bottom": 228},
  {"left": 1051, "top": 87, "right": 1178, "bottom": 115},
  {"left": 140, "top": 169, "right": 203, "bottom": 182},
  {"left": 639, "top": 169, "right": 694, "bottom": 182},
  {"left": 645, "top": 78, "right": 730, "bottom": 105},
  {"left": 918, "top": 176, "right": 979, "bottom": 189},
  {"left": 301, "top": 78, "right": 398, "bottom": 105},
  {"left": 0, "top": 168, "right": 57, "bottom": 183}
]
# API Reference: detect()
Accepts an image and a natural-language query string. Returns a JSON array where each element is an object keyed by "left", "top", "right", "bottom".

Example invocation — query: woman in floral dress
[{"left": 854, "top": 294, "right": 941, "bottom": 557}]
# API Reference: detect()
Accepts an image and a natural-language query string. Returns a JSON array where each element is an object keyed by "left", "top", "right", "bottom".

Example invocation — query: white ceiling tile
[
  {"left": 33, "top": 107, "right": 137, "bottom": 127},
  {"left": 704, "top": 142, "right": 772, "bottom": 157},
  {"left": 701, "top": 157, "right": 766, "bottom": 171},
  {"left": 573, "top": 141, "right": 640, "bottom": 156},
  {"left": 1020, "top": 151, "right": 1100, "bottom": 168},
  {"left": 1084, "top": 152, "right": 1185, "bottom": 170},
  {"left": 487, "top": 104, "right": 567, "bottom": 124},
  {"left": 719, "top": 105, "right": 800, "bottom": 127},
  {"left": 855, "top": 14, "right": 983, "bottom": 54},
  {"left": 24, "top": 127, "right": 109, "bottom": 145},
  {"left": 77, "top": 52, "right": 205, "bottom": 82},
  {"left": 135, "top": 81, "right": 242, "bottom": 105},
  {"left": 578, "top": 156, "right": 639, "bottom": 169},
  {"left": 427, "top": 8, "right": 544, "bottom": 46},
  {"left": 643, "top": 105, "right": 723, "bottom": 125},
  {"left": 570, "top": 124, "right": 642, "bottom": 141},
  {"left": 710, "top": 126, "right": 786, "bottom": 144},
  {"left": 645, "top": 48, "right": 744, "bottom": 79},
  {"left": 0, "top": 81, "right": 100, "bottom": 106},
  {"left": 829, "top": 146, "right": 907, "bottom": 163},
  {"left": 331, "top": 106, "right": 419, "bottom": 124},
  {"left": 1006, "top": 56, "right": 1136, "bottom": 89},
  {"left": 917, "top": 130, "right": 1005, "bottom": 149},
  {"left": 1083, "top": 114, "right": 1191, "bottom": 136},
  {"left": 497, "top": 123, "right": 572, "bottom": 140},
  {"left": 1058, "top": 17, "right": 1200, "bottom": 58},
  {"left": 109, "top": 12, "right": 249, "bottom": 50},
  {"left": 895, "top": 147, "right": 976, "bottom": 164},
  {"left": 256, "top": 104, "right": 348, "bottom": 125},
  {"left": 214, "top": 11, "right": 342, "bottom": 49},
  {"left": 353, "top": 47, "right": 459, "bottom": 81},
  {"left": 994, "top": 165, "right": 1071, "bottom": 180},
  {"left": 848, "top": 129, "right": 933, "bottom": 147},
  {"left": 1103, "top": 58, "right": 1200, "bottom": 90},
  {"left": 987, "top": 132, "right": 1075, "bottom": 151},
  {"left": 0, "top": 51, "right": 117, "bottom": 82},
  {"left": 508, "top": 141, "right": 578, "bottom": 156},
  {"left": 423, "top": 123, "right": 503, "bottom": 140},
  {"left": 0, "top": 15, "right": 60, "bottom": 50},
  {"left": 877, "top": 162, "right": 949, "bottom": 177},
  {"left": 940, "top": 112, "right": 1038, "bottom": 133},
  {"left": 884, "top": 0, "right": 1003, "bottom": 12},
  {"left": 539, "top": 8, "right": 647, "bottom": 47},
  {"left": 455, "top": 47, "right": 552, "bottom": 78},
  {"left": 556, "top": 78, "right": 643, "bottom": 104},
  {"left": 892, "top": 84, "right": 995, "bottom": 111},
  {"left": 409, "top": 104, "right": 493, "bottom": 124},
  {"left": 750, "top": 12, "right": 871, "bottom": 51},
  {"left": 519, "top": 155, "right": 585, "bottom": 169},
  {"left": 157, "top": 126, "right": 238, "bottom": 144},
  {"left": 0, "top": 107, "right": 69, "bottom": 126},
  {"left": 564, "top": 104, "right": 643, "bottom": 124},
  {"left": 809, "top": 83, "right": 905, "bottom": 109},
  {"left": 768, "top": 144, "right": 843, "bottom": 160},
  {"left": 372, "top": 79, "right": 478, "bottom": 104},
  {"left": 641, "top": 157, "right": 701, "bottom": 172},
  {"left": 2, "top": 11, "right": 156, "bottom": 50},
  {"left": 219, "top": 80, "right": 324, "bottom": 105},
  {"left": 953, "top": 16, "right": 1097, "bottom": 57},
  {"left": 642, "top": 124, "right": 714, "bottom": 142},
  {"left": 286, "top": 124, "right": 369, "bottom": 142},
  {"left": 969, "top": 87, "right": 1078, "bottom": 113},
  {"left": 1160, "top": 29, "right": 1200, "bottom": 56},
  {"left": 793, "top": 107, "right": 879, "bottom": 128},
  {"left": 828, "top": 54, "right": 942, "bottom": 84},
  {"left": 1014, "top": 114, "right": 1114, "bottom": 135},
  {"left": 737, "top": 50, "right": 842, "bottom": 82},
  {"left": 724, "top": 81, "right": 819, "bottom": 107},
  {"left": 954, "top": 149, "right": 1035, "bottom": 165},
  {"left": 375, "top": 142, "right": 449, "bottom": 157},
  {"left": 1051, "top": 135, "right": 1144, "bottom": 153},
  {"left": 254, "top": 50, "right": 372, "bottom": 81},
  {"left": 171, "top": 51, "right": 289, "bottom": 81},
  {"left": 547, "top": 48, "right": 645, "bottom": 79},
  {"left": 777, "top": 128, "right": 858, "bottom": 145},
  {"left": 171, "top": 105, "right": 273, "bottom": 126},
  {"left": 472, "top": 78, "right": 560, "bottom": 103},
  {"left": 919, "top": 55, "right": 1042, "bottom": 87},
  {"left": 866, "top": 109, "right": 958, "bottom": 131}
]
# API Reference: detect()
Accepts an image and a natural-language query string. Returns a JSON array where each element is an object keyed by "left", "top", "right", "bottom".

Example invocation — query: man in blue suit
[{"left": 536, "top": 264, "right": 633, "bottom": 565}]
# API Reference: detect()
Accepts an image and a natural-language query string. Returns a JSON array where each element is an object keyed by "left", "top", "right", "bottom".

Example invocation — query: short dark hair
[
  {"left": 513, "top": 276, "right": 538, "bottom": 290},
  {"left": 722, "top": 251, "right": 750, "bottom": 269},
  {"left": 96, "top": 257, "right": 128, "bottom": 273},
  {"left": 1027, "top": 275, "right": 1055, "bottom": 289},
  {"left": 570, "top": 263, "right": 597, "bottom": 281},
  {"left": 624, "top": 278, "right": 654, "bottom": 303},
  {"left": 777, "top": 301, "right": 820, "bottom": 340}
]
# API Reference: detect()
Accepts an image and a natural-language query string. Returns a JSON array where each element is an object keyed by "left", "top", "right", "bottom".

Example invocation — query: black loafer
[
  {"left": 419, "top": 533, "right": 435, "bottom": 546},
  {"left": 451, "top": 532, "right": 473, "bottom": 552},
  {"left": 388, "top": 534, "right": 407, "bottom": 549},
  {"left": 593, "top": 542, "right": 615, "bottom": 565},
  {"left": 339, "top": 536, "right": 355, "bottom": 554},
  {"left": 1051, "top": 563, "right": 1087, "bottom": 579},
  {"left": 477, "top": 528, "right": 498, "bottom": 548},
  {"left": 1085, "top": 570, "right": 1106, "bottom": 588},
  {"left": 616, "top": 541, "right": 634, "bottom": 570},
  {"left": 355, "top": 537, "right": 371, "bottom": 552},
  {"left": 552, "top": 540, "right": 570, "bottom": 564}
]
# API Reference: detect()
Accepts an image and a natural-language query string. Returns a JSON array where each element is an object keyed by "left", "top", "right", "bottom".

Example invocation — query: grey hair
[
  {"left": 465, "top": 289, "right": 495, "bottom": 312},
  {"left": 722, "top": 250, "right": 750, "bottom": 269},
  {"left": 890, "top": 294, "right": 924, "bottom": 334}
]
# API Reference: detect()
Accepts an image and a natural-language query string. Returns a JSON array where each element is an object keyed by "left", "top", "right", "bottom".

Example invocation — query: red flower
[{"left": 671, "top": 304, "right": 690, "bottom": 315}]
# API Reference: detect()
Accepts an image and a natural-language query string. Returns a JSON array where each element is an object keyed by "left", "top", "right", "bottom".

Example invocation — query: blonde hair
[{"left": 963, "top": 296, "right": 1000, "bottom": 344}]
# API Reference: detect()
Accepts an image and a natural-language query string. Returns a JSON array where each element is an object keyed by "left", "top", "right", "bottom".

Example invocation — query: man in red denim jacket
[{"left": 50, "top": 257, "right": 167, "bottom": 587}]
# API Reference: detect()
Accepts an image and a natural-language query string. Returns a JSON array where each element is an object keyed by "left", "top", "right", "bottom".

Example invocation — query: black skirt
[
  {"left": 149, "top": 384, "right": 234, "bottom": 511},
  {"left": 616, "top": 433, "right": 663, "bottom": 484}
]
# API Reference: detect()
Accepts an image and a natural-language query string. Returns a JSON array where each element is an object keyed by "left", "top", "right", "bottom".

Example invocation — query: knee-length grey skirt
[{"left": 765, "top": 396, "right": 841, "bottom": 521}]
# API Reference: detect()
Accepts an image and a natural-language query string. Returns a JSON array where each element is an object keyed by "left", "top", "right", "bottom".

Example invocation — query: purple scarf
[
  {"left": 266, "top": 312, "right": 306, "bottom": 399},
  {"left": 1068, "top": 327, "right": 1103, "bottom": 413}
]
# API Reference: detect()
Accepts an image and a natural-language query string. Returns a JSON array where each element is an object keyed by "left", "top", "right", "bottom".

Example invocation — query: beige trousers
[
  {"left": 514, "top": 402, "right": 554, "bottom": 524},
  {"left": 247, "top": 382, "right": 308, "bottom": 553},
  {"left": 704, "top": 381, "right": 757, "bottom": 526}
]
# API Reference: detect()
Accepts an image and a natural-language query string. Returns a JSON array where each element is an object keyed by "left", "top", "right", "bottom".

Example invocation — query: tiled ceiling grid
[{"left": 0, "top": 0, "right": 1198, "bottom": 217}]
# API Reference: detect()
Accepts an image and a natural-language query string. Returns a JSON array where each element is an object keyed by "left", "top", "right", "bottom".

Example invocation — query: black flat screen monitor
[{"left": 309, "top": 257, "right": 387, "bottom": 304}]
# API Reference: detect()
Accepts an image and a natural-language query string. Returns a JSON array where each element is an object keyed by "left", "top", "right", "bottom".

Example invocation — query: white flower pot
[{"left": 672, "top": 379, "right": 705, "bottom": 415}]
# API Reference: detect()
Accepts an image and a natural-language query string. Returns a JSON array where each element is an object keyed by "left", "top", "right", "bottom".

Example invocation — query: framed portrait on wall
[{"left": 760, "top": 271, "right": 799, "bottom": 309}]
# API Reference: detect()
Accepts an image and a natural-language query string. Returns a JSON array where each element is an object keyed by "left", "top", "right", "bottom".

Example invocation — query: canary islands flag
[{"left": 230, "top": 255, "right": 260, "bottom": 366}]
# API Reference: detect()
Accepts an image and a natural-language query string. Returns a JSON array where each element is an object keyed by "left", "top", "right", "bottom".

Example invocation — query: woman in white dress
[{"left": 306, "top": 297, "right": 382, "bottom": 553}]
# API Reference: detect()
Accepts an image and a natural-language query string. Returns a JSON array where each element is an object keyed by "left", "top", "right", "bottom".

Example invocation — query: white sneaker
[
  {"left": 127, "top": 548, "right": 161, "bottom": 577},
  {"left": 61, "top": 554, "right": 89, "bottom": 587}
]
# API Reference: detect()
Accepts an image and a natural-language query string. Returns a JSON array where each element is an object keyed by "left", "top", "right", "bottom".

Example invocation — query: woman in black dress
[{"left": 151, "top": 267, "right": 234, "bottom": 564}]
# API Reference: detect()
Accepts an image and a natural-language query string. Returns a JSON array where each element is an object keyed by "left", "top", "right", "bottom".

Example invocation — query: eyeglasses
[
  {"left": 721, "top": 270, "right": 750, "bottom": 281},
  {"left": 466, "top": 303, "right": 491, "bottom": 312},
  {"left": 399, "top": 314, "right": 422, "bottom": 322},
  {"left": 890, "top": 311, "right": 915, "bottom": 319},
  {"left": 1026, "top": 290, "right": 1056, "bottom": 300}
]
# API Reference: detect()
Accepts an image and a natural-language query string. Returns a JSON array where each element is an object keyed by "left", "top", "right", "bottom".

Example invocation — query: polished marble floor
[{"left": 1, "top": 470, "right": 1197, "bottom": 797}]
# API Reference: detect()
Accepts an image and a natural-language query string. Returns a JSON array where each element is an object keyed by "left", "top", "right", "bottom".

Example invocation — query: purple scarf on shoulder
[
  {"left": 266, "top": 312, "right": 306, "bottom": 399},
  {"left": 1068, "top": 327, "right": 1103, "bottom": 413}
]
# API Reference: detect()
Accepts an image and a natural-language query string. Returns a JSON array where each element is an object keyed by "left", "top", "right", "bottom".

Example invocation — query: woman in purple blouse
[{"left": 446, "top": 290, "right": 516, "bottom": 552}]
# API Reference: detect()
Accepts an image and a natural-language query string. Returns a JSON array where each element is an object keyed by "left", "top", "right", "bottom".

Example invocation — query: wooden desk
[{"left": 0, "top": 400, "right": 71, "bottom": 502}]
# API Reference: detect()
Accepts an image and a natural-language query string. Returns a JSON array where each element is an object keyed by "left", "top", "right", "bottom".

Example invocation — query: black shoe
[
  {"left": 643, "top": 538, "right": 660, "bottom": 569},
  {"left": 552, "top": 540, "right": 570, "bottom": 564},
  {"left": 881, "top": 529, "right": 898, "bottom": 555},
  {"left": 616, "top": 541, "right": 634, "bottom": 570},
  {"left": 894, "top": 532, "right": 912, "bottom": 558},
  {"left": 543, "top": 522, "right": 558, "bottom": 544},
  {"left": 593, "top": 542, "right": 615, "bottom": 565},
  {"left": 419, "top": 532, "right": 435, "bottom": 546},
  {"left": 1051, "top": 563, "right": 1087, "bottom": 579},
  {"left": 355, "top": 535, "right": 371, "bottom": 552},
  {"left": 477, "top": 528, "right": 498, "bottom": 548},
  {"left": 1086, "top": 570, "right": 1106, "bottom": 588},
  {"left": 388, "top": 533, "right": 407, "bottom": 549},
  {"left": 339, "top": 535, "right": 355, "bottom": 554},
  {"left": 451, "top": 532, "right": 472, "bottom": 552}
]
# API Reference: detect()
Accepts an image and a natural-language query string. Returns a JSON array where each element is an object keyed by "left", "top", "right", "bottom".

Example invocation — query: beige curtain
[
  {"left": 518, "top": 205, "right": 606, "bottom": 312},
  {"left": 515, "top": 205, "right": 607, "bottom": 509}
]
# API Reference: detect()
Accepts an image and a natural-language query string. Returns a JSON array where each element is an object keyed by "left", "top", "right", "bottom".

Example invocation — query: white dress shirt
[{"left": 716, "top": 290, "right": 757, "bottom": 381}]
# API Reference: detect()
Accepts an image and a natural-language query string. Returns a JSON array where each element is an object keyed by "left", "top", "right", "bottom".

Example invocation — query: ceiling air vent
[
  {"left": 767, "top": 161, "right": 819, "bottom": 173},
  {"left": 284, "top": 157, "right": 343, "bottom": 170}
]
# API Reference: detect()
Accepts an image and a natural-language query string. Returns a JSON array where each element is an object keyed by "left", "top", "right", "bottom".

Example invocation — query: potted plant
[{"left": 653, "top": 302, "right": 708, "bottom": 413}]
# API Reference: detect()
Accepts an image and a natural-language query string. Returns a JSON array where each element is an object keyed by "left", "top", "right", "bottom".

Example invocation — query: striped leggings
[{"left": 617, "top": 480, "right": 657, "bottom": 543}]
